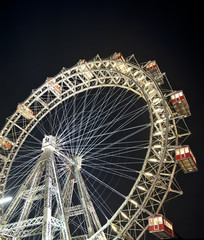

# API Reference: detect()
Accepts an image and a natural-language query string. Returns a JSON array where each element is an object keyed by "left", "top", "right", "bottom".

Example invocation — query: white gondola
[{"left": 17, "top": 104, "right": 34, "bottom": 120}]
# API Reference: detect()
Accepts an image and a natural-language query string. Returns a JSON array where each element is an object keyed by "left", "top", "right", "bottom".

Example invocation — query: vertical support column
[
  {"left": 57, "top": 170, "right": 75, "bottom": 240},
  {"left": 18, "top": 165, "right": 42, "bottom": 222},
  {"left": 4, "top": 158, "right": 45, "bottom": 221},
  {"left": 74, "top": 168, "right": 95, "bottom": 237},
  {"left": 76, "top": 170, "right": 107, "bottom": 240},
  {"left": 55, "top": 152, "right": 106, "bottom": 239},
  {"left": 15, "top": 165, "right": 44, "bottom": 240},
  {"left": 42, "top": 149, "right": 54, "bottom": 240},
  {"left": 52, "top": 160, "right": 71, "bottom": 240},
  {"left": 79, "top": 173, "right": 107, "bottom": 240}
]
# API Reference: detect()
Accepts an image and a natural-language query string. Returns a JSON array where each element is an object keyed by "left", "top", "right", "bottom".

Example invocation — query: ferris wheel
[{"left": 0, "top": 53, "right": 197, "bottom": 240}]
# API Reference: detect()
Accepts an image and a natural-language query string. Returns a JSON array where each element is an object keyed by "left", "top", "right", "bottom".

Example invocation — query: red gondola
[
  {"left": 148, "top": 214, "right": 174, "bottom": 239},
  {"left": 175, "top": 145, "right": 198, "bottom": 173},
  {"left": 170, "top": 91, "right": 191, "bottom": 117},
  {"left": 112, "top": 52, "right": 125, "bottom": 61},
  {"left": 0, "top": 136, "right": 13, "bottom": 150},
  {"left": 146, "top": 60, "right": 163, "bottom": 84}
]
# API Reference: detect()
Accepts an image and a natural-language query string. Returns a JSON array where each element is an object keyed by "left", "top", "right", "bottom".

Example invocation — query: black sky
[{"left": 0, "top": 0, "right": 204, "bottom": 239}]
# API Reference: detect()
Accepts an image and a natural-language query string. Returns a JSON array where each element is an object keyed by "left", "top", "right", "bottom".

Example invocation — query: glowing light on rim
[{"left": 0, "top": 197, "right": 12, "bottom": 204}]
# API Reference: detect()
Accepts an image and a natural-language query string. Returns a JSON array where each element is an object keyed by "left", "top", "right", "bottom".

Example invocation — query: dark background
[{"left": 0, "top": 0, "right": 203, "bottom": 239}]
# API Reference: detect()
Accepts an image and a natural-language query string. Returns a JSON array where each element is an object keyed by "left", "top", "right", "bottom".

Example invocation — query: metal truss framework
[
  {"left": 0, "top": 135, "right": 105, "bottom": 239},
  {"left": 0, "top": 54, "right": 190, "bottom": 239}
]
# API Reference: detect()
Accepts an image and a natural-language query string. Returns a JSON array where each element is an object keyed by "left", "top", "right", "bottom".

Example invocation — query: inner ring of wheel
[{"left": 0, "top": 60, "right": 176, "bottom": 238}]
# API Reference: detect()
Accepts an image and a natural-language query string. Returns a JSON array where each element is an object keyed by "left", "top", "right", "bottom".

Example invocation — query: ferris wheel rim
[{"left": 0, "top": 56, "right": 179, "bottom": 239}]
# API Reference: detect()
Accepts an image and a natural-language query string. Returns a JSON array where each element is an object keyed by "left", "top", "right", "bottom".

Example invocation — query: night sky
[{"left": 0, "top": 1, "right": 203, "bottom": 239}]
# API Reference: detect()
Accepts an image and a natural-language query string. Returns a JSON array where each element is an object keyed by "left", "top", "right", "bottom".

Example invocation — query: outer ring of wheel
[{"left": 0, "top": 57, "right": 178, "bottom": 239}]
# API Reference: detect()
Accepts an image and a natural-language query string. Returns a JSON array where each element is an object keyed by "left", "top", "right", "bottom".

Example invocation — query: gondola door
[{"left": 153, "top": 216, "right": 159, "bottom": 231}]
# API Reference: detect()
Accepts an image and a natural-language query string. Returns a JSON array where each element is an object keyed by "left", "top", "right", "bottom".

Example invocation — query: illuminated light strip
[
  {"left": 153, "top": 131, "right": 163, "bottom": 136},
  {"left": 149, "top": 158, "right": 159, "bottom": 162},
  {"left": 133, "top": 71, "right": 139, "bottom": 76},
  {"left": 155, "top": 119, "right": 165, "bottom": 124},
  {"left": 144, "top": 172, "right": 153, "bottom": 177},
  {"left": 137, "top": 186, "right": 146, "bottom": 191},
  {"left": 152, "top": 98, "right": 161, "bottom": 104},
  {"left": 129, "top": 199, "right": 138, "bottom": 207},
  {"left": 144, "top": 82, "right": 151, "bottom": 87},
  {"left": 138, "top": 75, "right": 145, "bottom": 81},
  {"left": 0, "top": 197, "right": 12, "bottom": 204},
  {"left": 153, "top": 144, "right": 162, "bottom": 148},
  {"left": 111, "top": 224, "right": 118, "bottom": 233},
  {"left": 154, "top": 108, "right": 163, "bottom": 113},
  {"left": 121, "top": 212, "right": 129, "bottom": 219}
]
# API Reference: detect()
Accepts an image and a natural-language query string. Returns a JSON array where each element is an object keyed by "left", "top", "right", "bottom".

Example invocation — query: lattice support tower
[{"left": 0, "top": 136, "right": 105, "bottom": 239}]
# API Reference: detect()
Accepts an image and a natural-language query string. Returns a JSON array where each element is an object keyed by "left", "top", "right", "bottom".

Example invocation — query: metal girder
[
  {"left": 77, "top": 171, "right": 104, "bottom": 233},
  {"left": 0, "top": 216, "right": 43, "bottom": 235},
  {"left": 51, "top": 153, "right": 71, "bottom": 240},
  {"left": 74, "top": 168, "right": 95, "bottom": 237},
  {"left": 56, "top": 152, "right": 106, "bottom": 239},
  {"left": 0, "top": 216, "right": 65, "bottom": 237},
  {"left": 42, "top": 149, "right": 55, "bottom": 240},
  {"left": 67, "top": 205, "right": 83, "bottom": 217},
  {"left": 1, "top": 137, "right": 72, "bottom": 239},
  {"left": 3, "top": 159, "right": 45, "bottom": 221}
]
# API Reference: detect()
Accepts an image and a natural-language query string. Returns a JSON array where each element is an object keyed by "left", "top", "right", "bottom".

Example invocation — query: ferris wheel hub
[
  {"left": 73, "top": 155, "right": 83, "bottom": 169},
  {"left": 42, "top": 135, "right": 57, "bottom": 151}
]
